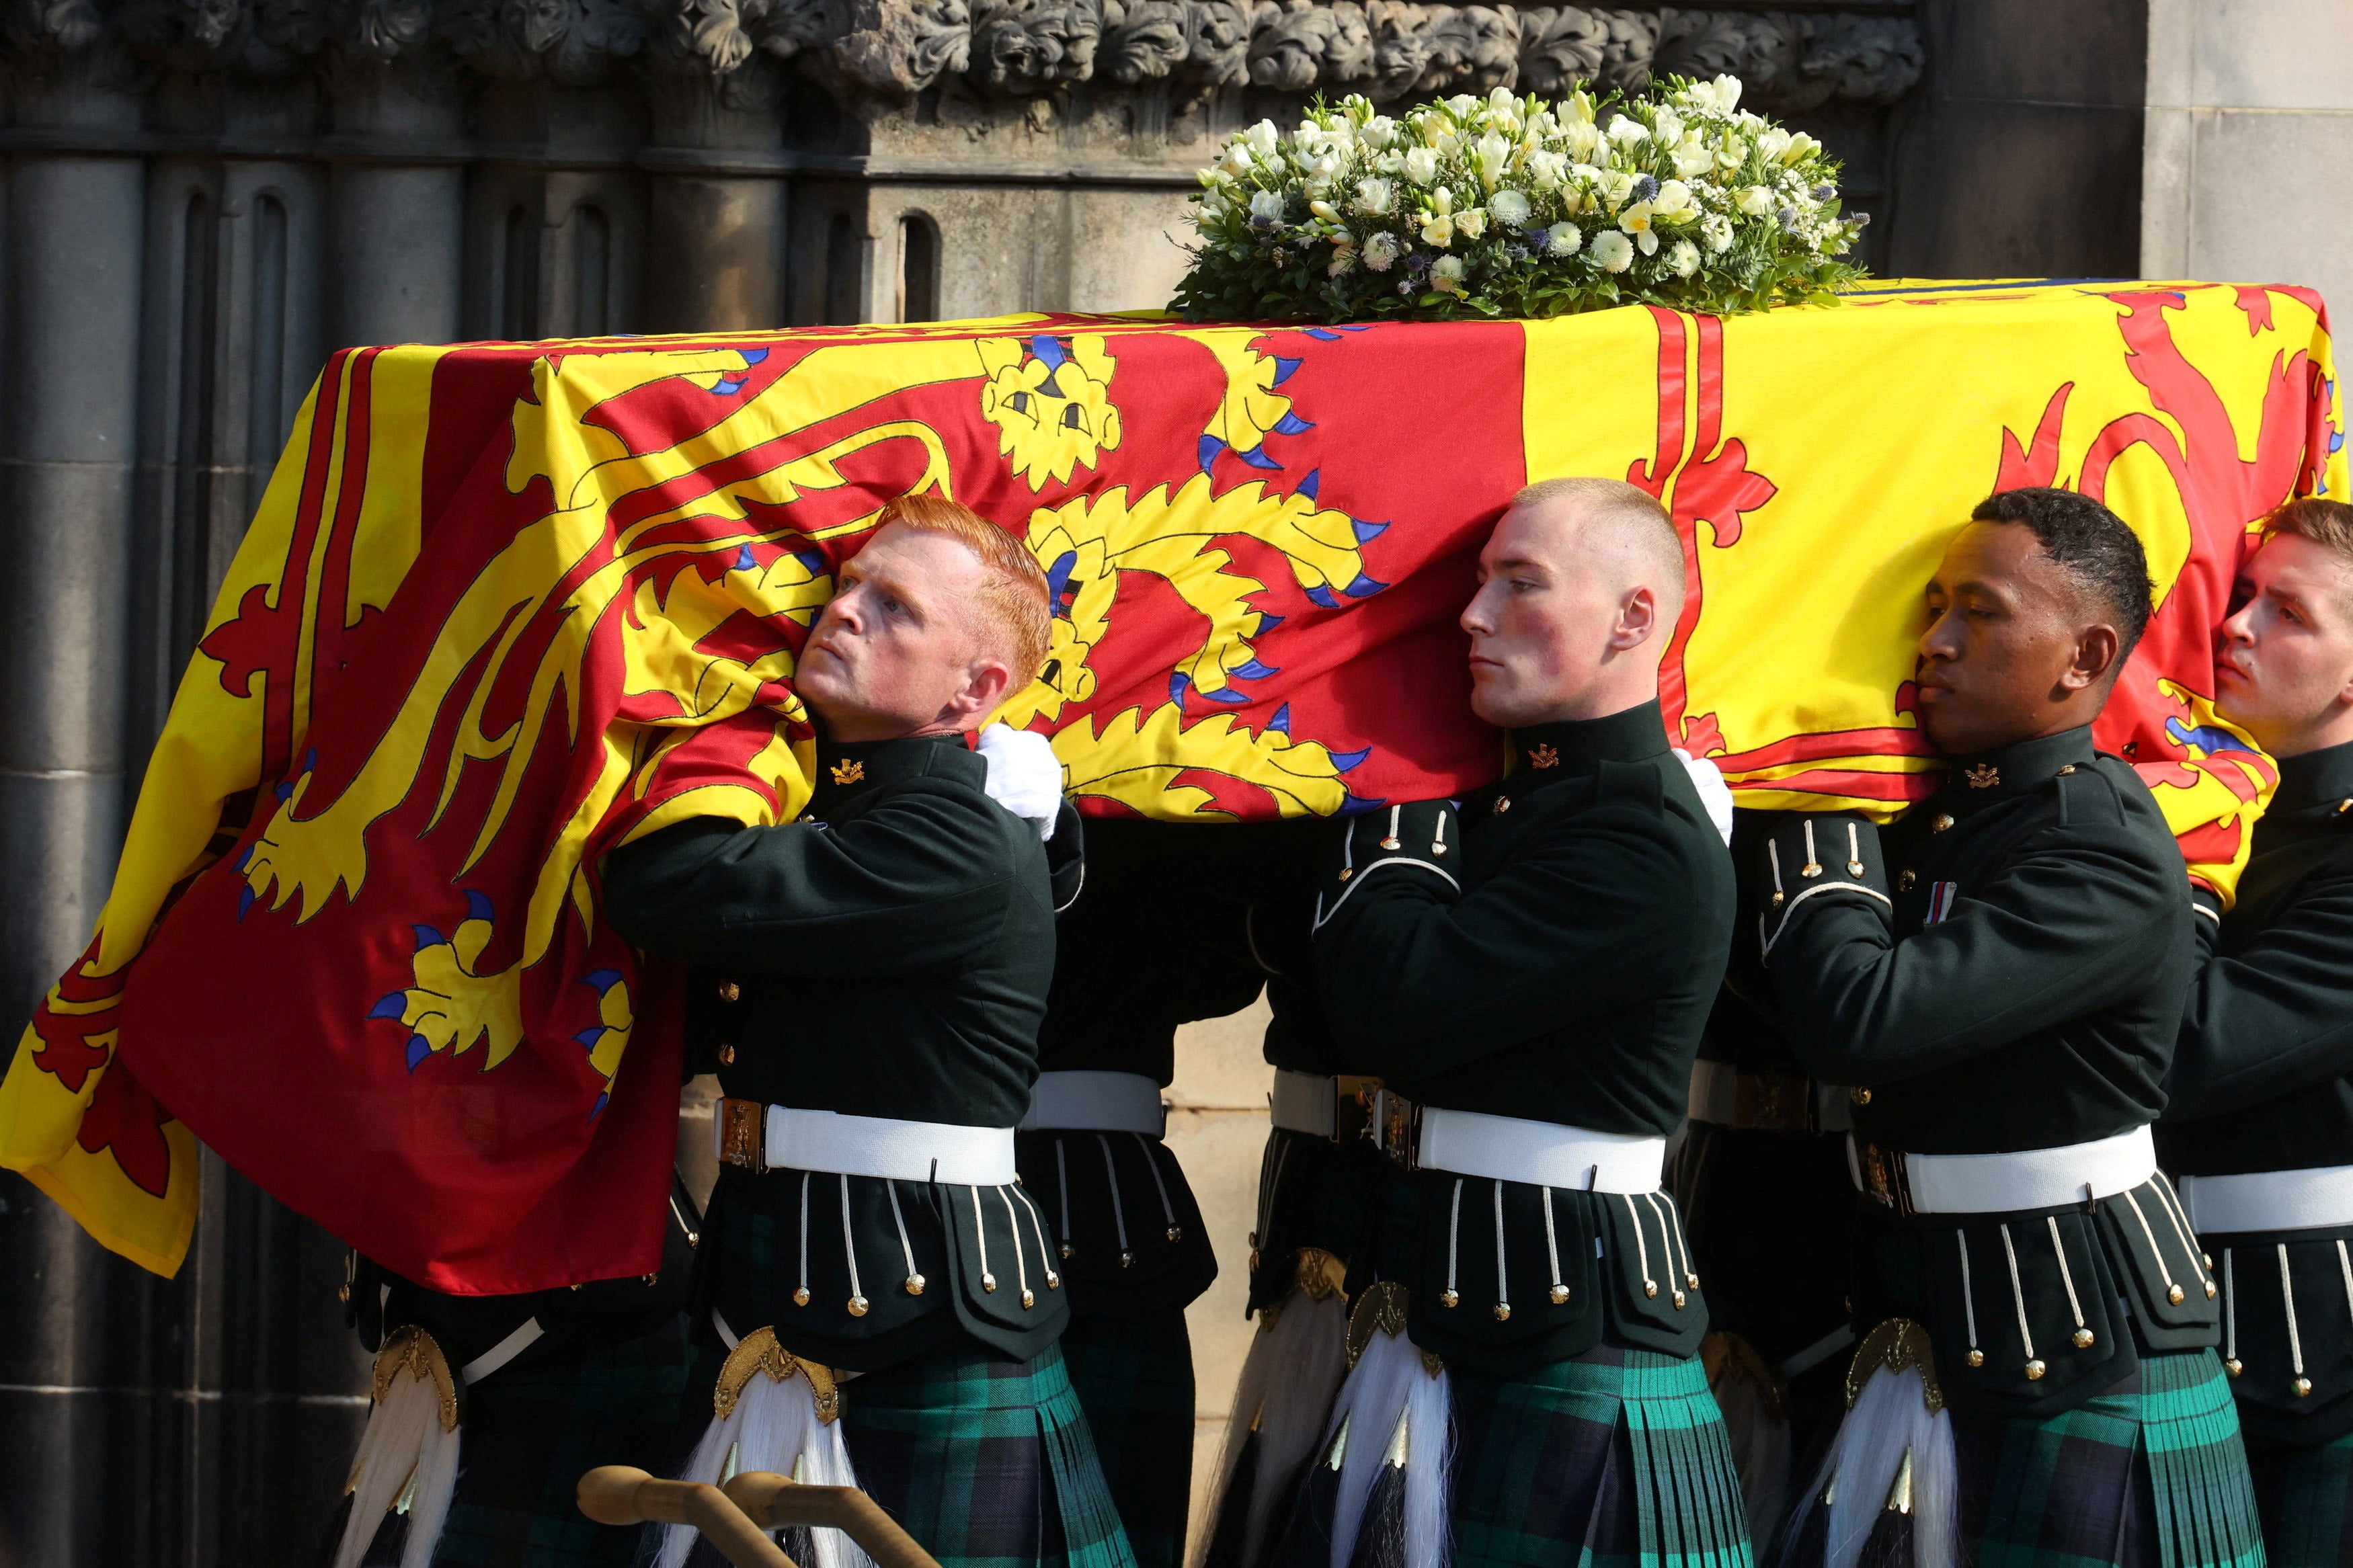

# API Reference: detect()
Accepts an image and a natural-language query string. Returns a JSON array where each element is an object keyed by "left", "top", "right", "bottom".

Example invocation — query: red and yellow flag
[{"left": 0, "top": 281, "right": 2334, "bottom": 1290}]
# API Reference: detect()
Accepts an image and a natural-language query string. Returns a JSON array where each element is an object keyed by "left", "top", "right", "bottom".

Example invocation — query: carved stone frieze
[{"left": 7, "top": 0, "right": 1923, "bottom": 108}]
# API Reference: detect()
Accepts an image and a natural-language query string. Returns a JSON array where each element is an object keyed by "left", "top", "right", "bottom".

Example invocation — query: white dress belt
[
  {"left": 2178, "top": 1164, "right": 2353, "bottom": 1236},
  {"left": 1416, "top": 1107, "right": 1665, "bottom": 1194},
  {"left": 717, "top": 1106, "right": 1018, "bottom": 1186},
  {"left": 1848, "top": 1124, "right": 2157, "bottom": 1214},
  {"left": 1019, "top": 1071, "right": 1167, "bottom": 1135},
  {"left": 1271, "top": 1068, "right": 1339, "bottom": 1138}
]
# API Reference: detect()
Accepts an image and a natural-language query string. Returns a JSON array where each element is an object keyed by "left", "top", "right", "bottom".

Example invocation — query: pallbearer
[
  {"left": 1197, "top": 831, "right": 1384, "bottom": 1568},
  {"left": 1022, "top": 819, "right": 1265, "bottom": 1568},
  {"left": 1286, "top": 478, "right": 1748, "bottom": 1568},
  {"left": 2161, "top": 498, "right": 2353, "bottom": 1567},
  {"left": 1757, "top": 489, "right": 2258, "bottom": 1568},
  {"left": 604, "top": 497, "right": 1131, "bottom": 1568}
]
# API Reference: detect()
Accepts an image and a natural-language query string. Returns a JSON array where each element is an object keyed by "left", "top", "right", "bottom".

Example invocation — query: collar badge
[
  {"left": 1964, "top": 764, "right": 1999, "bottom": 790},
  {"left": 830, "top": 759, "right": 866, "bottom": 786},
  {"left": 1527, "top": 743, "right": 1560, "bottom": 770}
]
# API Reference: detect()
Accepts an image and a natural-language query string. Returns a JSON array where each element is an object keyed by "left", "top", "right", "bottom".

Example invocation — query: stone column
[
  {"left": 643, "top": 68, "right": 789, "bottom": 333},
  {"left": 0, "top": 52, "right": 149, "bottom": 1568},
  {"left": 327, "top": 61, "right": 467, "bottom": 349}
]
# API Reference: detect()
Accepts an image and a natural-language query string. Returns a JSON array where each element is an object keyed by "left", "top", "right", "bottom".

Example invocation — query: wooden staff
[
  {"left": 723, "top": 1472, "right": 942, "bottom": 1568},
  {"left": 575, "top": 1466, "right": 795, "bottom": 1568}
]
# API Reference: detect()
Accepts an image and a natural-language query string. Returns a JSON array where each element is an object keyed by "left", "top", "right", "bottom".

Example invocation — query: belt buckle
[
  {"left": 717, "top": 1098, "right": 766, "bottom": 1173},
  {"left": 1333, "top": 1074, "right": 1381, "bottom": 1145},
  {"left": 1373, "top": 1089, "right": 1421, "bottom": 1169},
  {"left": 1733, "top": 1069, "right": 1808, "bottom": 1132},
  {"left": 1856, "top": 1139, "right": 1913, "bottom": 1217}
]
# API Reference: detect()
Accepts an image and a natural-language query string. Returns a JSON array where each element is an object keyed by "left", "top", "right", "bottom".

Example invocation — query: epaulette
[
  {"left": 1594, "top": 756, "right": 1667, "bottom": 808},
  {"left": 2054, "top": 757, "right": 2129, "bottom": 828}
]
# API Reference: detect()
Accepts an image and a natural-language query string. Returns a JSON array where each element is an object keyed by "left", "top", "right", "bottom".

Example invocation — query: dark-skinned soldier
[
  {"left": 602, "top": 497, "right": 1131, "bottom": 1568},
  {"left": 2160, "top": 498, "right": 2353, "bottom": 1568},
  {"left": 1019, "top": 817, "right": 1269, "bottom": 1568},
  {"left": 1755, "top": 488, "right": 2258, "bottom": 1568},
  {"left": 1283, "top": 477, "right": 1749, "bottom": 1568},
  {"left": 1199, "top": 827, "right": 1385, "bottom": 1568}
]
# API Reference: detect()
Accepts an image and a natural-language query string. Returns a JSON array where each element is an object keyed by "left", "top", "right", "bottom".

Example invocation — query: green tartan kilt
[
  {"left": 1450, "top": 1344, "right": 1754, "bottom": 1568},
  {"left": 673, "top": 1330, "right": 1138, "bottom": 1568},
  {"left": 1058, "top": 1311, "right": 1195, "bottom": 1568},
  {"left": 2247, "top": 1428, "right": 2353, "bottom": 1568},
  {"left": 337, "top": 1316, "right": 692, "bottom": 1568},
  {"left": 1954, "top": 1348, "right": 2264, "bottom": 1568}
]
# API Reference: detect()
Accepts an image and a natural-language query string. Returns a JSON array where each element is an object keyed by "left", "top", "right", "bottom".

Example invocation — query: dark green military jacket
[
  {"left": 2159, "top": 737, "right": 2353, "bottom": 1442},
  {"left": 1757, "top": 725, "right": 2214, "bottom": 1416},
  {"left": 1020, "top": 819, "right": 1268, "bottom": 1318},
  {"left": 1314, "top": 700, "right": 1735, "bottom": 1376},
  {"left": 602, "top": 732, "right": 1066, "bottom": 1372}
]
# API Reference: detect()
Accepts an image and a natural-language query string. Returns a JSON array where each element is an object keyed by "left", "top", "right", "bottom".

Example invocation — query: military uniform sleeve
[
  {"left": 600, "top": 782, "right": 1018, "bottom": 977},
  {"left": 1763, "top": 810, "right": 2180, "bottom": 1085},
  {"left": 1313, "top": 798, "right": 1708, "bottom": 1079},
  {"left": 2167, "top": 865, "right": 2353, "bottom": 1120}
]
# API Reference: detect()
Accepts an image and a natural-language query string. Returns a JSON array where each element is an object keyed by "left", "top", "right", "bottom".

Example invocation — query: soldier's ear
[
  {"left": 2061, "top": 622, "right": 2122, "bottom": 692},
  {"left": 1612, "top": 581, "right": 1663, "bottom": 652}
]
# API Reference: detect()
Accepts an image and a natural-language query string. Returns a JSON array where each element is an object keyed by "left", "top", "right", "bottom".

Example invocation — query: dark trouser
[
  {"left": 1059, "top": 1312, "right": 1195, "bottom": 1568},
  {"left": 331, "top": 1317, "right": 690, "bottom": 1568}
]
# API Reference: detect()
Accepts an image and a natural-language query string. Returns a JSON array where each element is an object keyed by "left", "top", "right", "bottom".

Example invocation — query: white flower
[
  {"left": 1445, "top": 93, "right": 1480, "bottom": 116},
  {"left": 1355, "top": 177, "right": 1395, "bottom": 215},
  {"left": 1756, "top": 127, "right": 1791, "bottom": 163},
  {"left": 1490, "top": 188, "right": 1532, "bottom": 226},
  {"left": 1590, "top": 229, "right": 1634, "bottom": 272},
  {"left": 1544, "top": 220, "right": 1582, "bottom": 256},
  {"left": 1597, "top": 169, "right": 1636, "bottom": 210},
  {"left": 1668, "top": 239, "right": 1702, "bottom": 278},
  {"left": 1780, "top": 131, "right": 1821, "bottom": 165},
  {"left": 1605, "top": 115, "right": 1649, "bottom": 146},
  {"left": 1708, "top": 74, "right": 1742, "bottom": 113},
  {"left": 1329, "top": 250, "right": 1357, "bottom": 277},
  {"left": 1403, "top": 146, "right": 1440, "bottom": 185},
  {"left": 1619, "top": 200, "right": 1654, "bottom": 235},
  {"left": 1244, "top": 120, "right": 1280, "bottom": 158},
  {"left": 1330, "top": 226, "right": 1356, "bottom": 248},
  {"left": 1362, "top": 231, "right": 1401, "bottom": 271},
  {"left": 1562, "top": 119, "right": 1601, "bottom": 158},
  {"left": 1702, "top": 214, "right": 1734, "bottom": 253},
  {"left": 1421, "top": 212, "right": 1454, "bottom": 247},
  {"left": 1376, "top": 151, "right": 1405, "bottom": 176},
  {"left": 1199, "top": 187, "right": 1230, "bottom": 219},
  {"left": 1363, "top": 116, "right": 1398, "bottom": 149},
  {"left": 1218, "top": 142, "right": 1257, "bottom": 179},
  {"left": 1455, "top": 206, "right": 1488, "bottom": 240},
  {"left": 1524, "top": 150, "right": 1566, "bottom": 189},
  {"left": 1431, "top": 254, "right": 1466, "bottom": 294},
  {"left": 1309, "top": 199, "right": 1341, "bottom": 224},
  {"left": 1735, "top": 184, "right": 1775, "bottom": 217},
  {"left": 1473, "top": 132, "right": 1512, "bottom": 185},
  {"left": 1655, "top": 179, "right": 1696, "bottom": 218},
  {"left": 1249, "top": 190, "right": 1286, "bottom": 222},
  {"left": 1651, "top": 110, "right": 1683, "bottom": 145}
]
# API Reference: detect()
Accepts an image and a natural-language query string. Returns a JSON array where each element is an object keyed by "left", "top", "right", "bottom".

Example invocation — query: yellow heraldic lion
[{"left": 982, "top": 334, "right": 1125, "bottom": 489}]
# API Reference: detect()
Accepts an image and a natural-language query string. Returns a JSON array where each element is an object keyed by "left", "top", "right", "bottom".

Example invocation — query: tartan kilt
[
  {"left": 1058, "top": 1311, "right": 1195, "bottom": 1568},
  {"left": 2247, "top": 1428, "right": 2353, "bottom": 1568},
  {"left": 838, "top": 1339, "right": 1139, "bottom": 1568},
  {"left": 333, "top": 1316, "right": 692, "bottom": 1568},
  {"left": 1953, "top": 1349, "right": 2264, "bottom": 1568},
  {"left": 1449, "top": 1344, "right": 1753, "bottom": 1568}
]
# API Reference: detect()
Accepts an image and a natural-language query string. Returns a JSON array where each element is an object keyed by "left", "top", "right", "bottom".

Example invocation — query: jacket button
[
  {"left": 1897, "top": 870, "right": 1917, "bottom": 892},
  {"left": 1493, "top": 796, "right": 1511, "bottom": 815},
  {"left": 1850, "top": 1087, "right": 1872, "bottom": 1107},
  {"left": 717, "top": 980, "right": 741, "bottom": 1003},
  {"left": 717, "top": 1043, "right": 735, "bottom": 1065},
  {"left": 1931, "top": 814, "right": 1955, "bottom": 833}
]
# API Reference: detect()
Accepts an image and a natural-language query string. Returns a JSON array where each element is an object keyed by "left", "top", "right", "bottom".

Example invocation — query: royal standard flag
[{"left": 0, "top": 280, "right": 2335, "bottom": 1291}]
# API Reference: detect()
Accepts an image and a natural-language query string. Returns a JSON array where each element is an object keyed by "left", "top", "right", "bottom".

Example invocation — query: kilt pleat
[
  {"left": 1449, "top": 1344, "right": 1753, "bottom": 1568},
  {"left": 841, "top": 1340, "right": 1138, "bottom": 1568},
  {"left": 1955, "top": 1350, "right": 2263, "bottom": 1568},
  {"left": 2247, "top": 1428, "right": 2353, "bottom": 1568},
  {"left": 1058, "top": 1312, "right": 1195, "bottom": 1568}
]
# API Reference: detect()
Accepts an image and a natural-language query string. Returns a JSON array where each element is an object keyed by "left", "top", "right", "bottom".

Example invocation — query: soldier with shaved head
[{"left": 1279, "top": 477, "right": 1749, "bottom": 1567}]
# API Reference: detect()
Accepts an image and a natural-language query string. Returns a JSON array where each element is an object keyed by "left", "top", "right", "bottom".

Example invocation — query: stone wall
[{"left": 2141, "top": 0, "right": 2353, "bottom": 315}]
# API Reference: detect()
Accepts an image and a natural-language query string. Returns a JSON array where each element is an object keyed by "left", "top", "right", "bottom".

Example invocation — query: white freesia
[
  {"left": 1605, "top": 115, "right": 1648, "bottom": 146},
  {"left": 1421, "top": 211, "right": 1453, "bottom": 247},
  {"left": 1431, "top": 254, "right": 1466, "bottom": 293},
  {"left": 1668, "top": 239, "right": 1701, "bottom": 278},
  {"left": 1309, "top": 199, "right": 1341, "bottom": 224},
  {"left": 1355, "top": 177, "right": 1395, "bottom": 215},
  {"left": 1376, "top": 151, "right": 1405, "bottom": 176},
  {"left": 1402, "top": 146, "right": 1439, "bottom": 185},
  {"left": 1244, "top": 120, "right": 1279, "bottom": 157},
  {"left": 1361, "top": 231, "right": 1400, "bottom": 271},
  {"left": 1474, "top": 132, "right": 1512, "bottom": 185},
  {"left": 1218, "top": 142, "right": 1257, "bottom": 179},
  {"left": 1490, "top": 188, "right": 1533, "bottom": 226},
  {"left": 1446, "top": 93, "right": 1479, "bottom": 116},
  {"left": 1756, "top": 126, "right": 1791, "bottom": 162},
  {"left": 1597, "top": 169, "right": 1636, "bottom": 210},
  {"left": 1590, "top": 229, "right": 1634, "bottom": 272},
  {"left": 1707, "top": 73, "right": 1742, "bottom": 112},
  {"left": 1780, "top": 131, "right": 1820, "bottom": 165},
  {"left": 1363, "top": 116, "right": 1398, "bottom": 149},
  {"left": 1544, "top": 220, "right": 1582, "bottom": 256},
  {"left": 1249, "top": 189, "right": 1285, "bottom": 222},
  {"left": 1655, "top": 179, "right": 1696, "bottom": 218},
  {"left": 1562, "top": 119, "right": 1601, "bottom": 158},
  {"left": 1619, "top": 200, "right": 1661, "bottom": 252},
  {"left": 1525, "top": 150, "right": 1566, "bottom": 188},
  {"left": 1651, "top": 110, "right": 1683, "bottom": 145},
  {"left": 1735, "top": 184, "right": 1774, "bottom": 217}
]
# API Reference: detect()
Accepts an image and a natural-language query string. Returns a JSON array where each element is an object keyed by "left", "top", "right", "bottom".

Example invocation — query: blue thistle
[
  {"left": 1811, "top": 183, "right": 1835, "bottom": 202},
  {"left": 1632, "top": 174, "right": 1659, "bottom": 203},
  {"left": 1778, "top": 206, "right": 1799, "bottom": 229}
]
